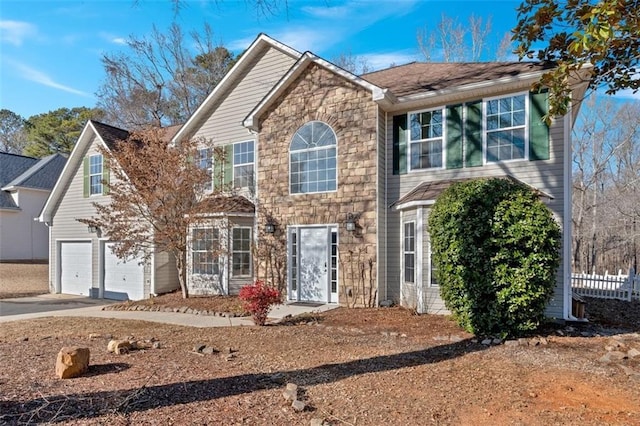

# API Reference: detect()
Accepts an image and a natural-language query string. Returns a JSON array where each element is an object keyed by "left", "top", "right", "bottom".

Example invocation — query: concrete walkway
[{"left": 0, "top": 294, "right": 337, "bottom": 328}]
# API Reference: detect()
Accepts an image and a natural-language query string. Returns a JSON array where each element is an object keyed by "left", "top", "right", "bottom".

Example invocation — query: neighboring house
[
  {"left": 0, "top": 152, "right": 66, "bottom": 261},
  {"left": 38, "top": 121, "right": 181, "bottom": 300},
  {"left": 40, "top": 33, "right": 588, "bottom": 321}
]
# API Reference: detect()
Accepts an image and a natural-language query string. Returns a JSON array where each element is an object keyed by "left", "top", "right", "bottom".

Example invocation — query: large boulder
[{"left": 55, "top": 347, "right": 90, "bottom": 379}]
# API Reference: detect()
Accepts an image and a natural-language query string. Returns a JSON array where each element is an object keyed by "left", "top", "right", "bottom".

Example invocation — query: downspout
[{"left": 563, "top": 102, "right": 574, "bottom": 320}]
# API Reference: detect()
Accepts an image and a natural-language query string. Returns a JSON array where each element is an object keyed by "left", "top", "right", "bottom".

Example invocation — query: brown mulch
[
  {"left": 1, "top": 300, "right": 640, "bottom": 425},
  {"left": 2, "top": 266, "right": 640, "bottom": 425},
  {"left": 0, "top": 262, "right": 48, "bottom": 299},
  {"left": 103, "top": 291, "right": 248, "bottom": 316}
]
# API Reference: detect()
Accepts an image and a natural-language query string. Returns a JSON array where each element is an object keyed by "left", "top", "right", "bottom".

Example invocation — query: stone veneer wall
[{"left": 256, "top": 63, "right": 378, "bottom": 306}]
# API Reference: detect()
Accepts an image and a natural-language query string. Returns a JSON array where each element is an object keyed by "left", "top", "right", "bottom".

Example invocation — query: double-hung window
[
  {"left": 196, "top": 148, "right": 212, "bottom": 191},
  {"left": 191, "top": 228, "right": 219, "bottom": 275},
  {"left": 409, "top": 109, "right": 444, "bottom": 170},
  {"left": 232, "top": 227, "right": 252, "bottom": 276},
  {"left": 485, "top": 93, "right": 527, "bottom": 162},
  {"left": 233, "top": 141, "right": 254, "bottom": 189},
  {"left": 89, "top": 154, "right": 103, "bottom": 195},
  {"left": 403, "top": 222, "right": 415, "bottom": 283}
]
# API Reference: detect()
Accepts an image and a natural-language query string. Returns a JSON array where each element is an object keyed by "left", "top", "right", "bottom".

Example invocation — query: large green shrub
[{"left": 428, "top": 178, "right": 561, "bottom": 337}]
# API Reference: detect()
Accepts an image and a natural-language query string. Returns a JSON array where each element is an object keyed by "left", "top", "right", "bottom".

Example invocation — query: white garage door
[
  {"left": 103, "top": 242, "right": 145, "bottom": 301},
  {"left": 60, "top": 242, "right": 92, "bottom": 296}
]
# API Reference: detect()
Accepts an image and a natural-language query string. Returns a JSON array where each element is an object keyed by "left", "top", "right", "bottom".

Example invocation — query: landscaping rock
[
  {"left": 283, "top": 383, "right": 298, "bottom": 401},
  {"left": 202, "top": 346, "right": 218, "bottom": 355},
  {"left": 55, "top": 347, "right": 90, "bottom": 379},
  {"left": 291, "top": 399, "right": 305, "bottom": 412},
  {"left": 627, "top": 348, "right": 640, "bottom": 358},
  {"left": 107, "top": 340, "right": 132, "bottom": 355}
]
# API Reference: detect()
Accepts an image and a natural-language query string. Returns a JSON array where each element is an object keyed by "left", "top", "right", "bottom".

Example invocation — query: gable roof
[
  {"left": 172, "top": 33, "right": 301, "bottom": 144},
  {"left": 243, "top": 51, "right": 389, "bottom": 131},
  {"left": 38, "top": 120, "right": 129, "bottom": 223},
  {"left": 0, "top": 152, "right": 67, "bottom": 210}
]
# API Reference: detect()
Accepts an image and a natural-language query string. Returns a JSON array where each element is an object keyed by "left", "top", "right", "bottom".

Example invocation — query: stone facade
[{"left": 256, "top": 63, "right": 379, "bottom": 306}]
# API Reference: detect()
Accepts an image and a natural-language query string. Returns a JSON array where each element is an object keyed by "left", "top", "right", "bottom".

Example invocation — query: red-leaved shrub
[{"left": 238, "top": 280, "right": 282, "bottom": 326}]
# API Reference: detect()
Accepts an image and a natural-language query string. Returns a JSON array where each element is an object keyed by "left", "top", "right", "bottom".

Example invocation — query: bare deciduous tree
[
  {"left": 81, "top": 128, "right": 215, "bottom": 298},
  {"left": 332, "top": 50, "right": 372, "bottom": 75},
  {"left": 96, "top": 22, "right": 236, "bottom": 130},
  {"left": 0, "top": 109, "right": 28, "bottom": 154},
  {"left": 572, "top": 97, "right": 640, "bottom": 273},
  {"left": 417, "top": 13, "right": 510, "bottom": 62}
]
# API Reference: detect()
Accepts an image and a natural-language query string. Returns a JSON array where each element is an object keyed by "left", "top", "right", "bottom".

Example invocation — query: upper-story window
[
  {"left": 233, "top": 141, "right": 254, "bottom": 189},
  {"left": 290, "top": 121, "right": 337, "bottom": 194},
  {"left": 89, "top": 154, "right": 103, "bottom": 195},
  {"left": 409, "top": 109, "right": 444, "bottom": 170},
  {"left": 196, "top": 148, "right": 212, "bottom": 191},
  {"left": 485, "top": 93, "right": 527, "bottom": 162}
]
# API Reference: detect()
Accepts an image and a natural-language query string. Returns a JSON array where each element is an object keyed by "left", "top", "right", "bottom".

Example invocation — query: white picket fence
[{"left": 571, "top": 268, "right": 640, "bottom": 301}]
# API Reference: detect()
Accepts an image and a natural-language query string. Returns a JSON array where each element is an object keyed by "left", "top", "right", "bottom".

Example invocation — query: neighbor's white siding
[{"left": 0, "top": 188, "right": 50, "bottom": 261}]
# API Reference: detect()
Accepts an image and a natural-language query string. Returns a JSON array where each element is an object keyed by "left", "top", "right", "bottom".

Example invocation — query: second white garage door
[
  {"left": 103, "top": 242, "right": 145, "bottom": 301},
  {"left": 60, "top": 242, "right": 92, "bottom": 296}
]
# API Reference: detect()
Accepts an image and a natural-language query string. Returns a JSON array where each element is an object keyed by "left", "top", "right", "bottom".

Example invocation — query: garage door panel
[
  {"left": 104, "top": 243, "right": 144, "bottom": 301},
  {"left": 60, "top": 242, "right": 92, "bottom": 296}
]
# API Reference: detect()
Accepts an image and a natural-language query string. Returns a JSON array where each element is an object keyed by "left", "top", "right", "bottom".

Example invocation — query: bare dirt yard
[
  {"left": 1, "top": 289, "right": 640, "bottom": 425},
  {"left": 0, "top": 262, "right": 48, "bottom": 299}
]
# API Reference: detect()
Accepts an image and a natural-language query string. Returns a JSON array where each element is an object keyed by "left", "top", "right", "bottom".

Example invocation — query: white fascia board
[
  {"left": 244, "top": 52, "right": 388, "bottom": 131},
  {"left": 395, "top": 200, "right": 436, "bottom": 211},
  {"left": 173, "top": 33, "right": 301, "bottom": 144}
]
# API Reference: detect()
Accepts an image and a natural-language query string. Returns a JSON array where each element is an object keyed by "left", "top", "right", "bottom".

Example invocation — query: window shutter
[
  {"left": 83, "top": 157, "right": 89, "bottom": 198},
  {"left": 464, "top": 100, "right": 483, "bottom": 167},
  {"left": 224, "top": 145, "right": 233, "bottom": 186},
  {"left": 529, "top": 91, "right": 550, "bottom": 160},
  {"left": 392, "top": 114, "right": 408, "bottom": 175},
  {"left": 102, "top": 156, "right": 109, "bottom": 195},
  {"left": 446, "top": 104, "right": 463, "bottom": 169}
]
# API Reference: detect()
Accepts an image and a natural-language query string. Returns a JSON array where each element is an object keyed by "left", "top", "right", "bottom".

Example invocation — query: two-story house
[{"left": 42, "top": 33, "right": 587, "bottom": 320}]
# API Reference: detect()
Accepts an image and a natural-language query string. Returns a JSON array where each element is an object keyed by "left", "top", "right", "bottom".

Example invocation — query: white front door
[
  {"left": 60, "top": 242, "right": 92, "bottom": 296},
  {"left": 103, "top": 242, "right": 145, "bottom": 301},
  {"left": 289, "top": 226, "right": 338, "bottom": 303}
]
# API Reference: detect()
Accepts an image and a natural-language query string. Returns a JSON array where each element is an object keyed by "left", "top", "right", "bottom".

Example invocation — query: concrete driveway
[{"left": 0, "top": 293, "right": 112, "bottom": 317}]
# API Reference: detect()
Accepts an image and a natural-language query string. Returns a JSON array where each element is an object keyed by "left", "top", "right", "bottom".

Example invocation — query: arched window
[{"left": 289, "top": 121, "right": 337, "bottom": 194}]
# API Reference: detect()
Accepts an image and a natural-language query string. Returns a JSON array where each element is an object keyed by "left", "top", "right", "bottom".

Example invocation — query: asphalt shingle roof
[
  {"left": 0, "top": 152, "right": 66, "bottom": 209},
  {"left": 361, "top": 62, "right": 554, "bottom": 98}
]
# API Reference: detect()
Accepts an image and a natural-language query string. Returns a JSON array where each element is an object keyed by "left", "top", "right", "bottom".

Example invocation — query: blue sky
[{"left": 1, "top": 0, "right": 636, "bottom": 120}]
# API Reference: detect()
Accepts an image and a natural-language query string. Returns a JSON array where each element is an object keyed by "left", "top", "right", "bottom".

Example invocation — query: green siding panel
[
  {"left": 529, "top": 91, "right": 550, "bottom": 161},
  {"left": 224, "top": 145, "right": 234, "bottom": 186},
  {"left": 392, "top": 114, "right": 408, "bottom": 175},
  {"left": 446, "top": 104, "right": 463, "bottom": 169},
  {"left": 102, "top": 157, "right": 109, "bottom": 195},
  {"left": 465, "top": 100, "right": 483, "bottom": 167},
  {"left": 83, "top": 157, "right": 89, "bottom": 198}
]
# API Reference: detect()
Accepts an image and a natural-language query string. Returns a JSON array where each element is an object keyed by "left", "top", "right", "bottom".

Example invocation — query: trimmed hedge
[{"left": 428, "top": 178, "right": 561, "bottom": 337}]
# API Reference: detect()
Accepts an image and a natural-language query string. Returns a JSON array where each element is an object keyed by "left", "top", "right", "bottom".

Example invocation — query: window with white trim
[
  {"left": 232, "top": 227, "right": 252, "bottom": 276},
  {"left": 191, "top": 228, "right": 219, "bottom": 275},
  {"left": 290, "top": 121, "right": 337, "bottom": 194},
  {"left": 233, "top": 141, "right": 254, "bottom": 189},
  {"left": 403, "top": 222, "right": 415, "bottom": 283},
  {"left": 409, "top": 109, "right": 444, "bottom": 169},
  {"left": 196, "top": 148, "right": 212, "bottom": 191},
  {"left": 485, "top": 94, "right": 527, "bottom": 162},
  {"left": 89, "top": 154, "right": 103, "bottom": 195}
]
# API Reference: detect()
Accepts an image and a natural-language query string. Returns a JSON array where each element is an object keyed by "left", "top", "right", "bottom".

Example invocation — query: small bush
[
  {"left": 428, "top": 178, "right": 561, "bottom": 337},
  {"left": 239, "top": 280, "right": 282, "bottom": 326}
]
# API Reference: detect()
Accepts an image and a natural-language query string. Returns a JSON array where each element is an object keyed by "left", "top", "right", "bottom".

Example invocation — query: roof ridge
[{"left": 0, "top": 151, "right": 38, "bottom": 160}]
